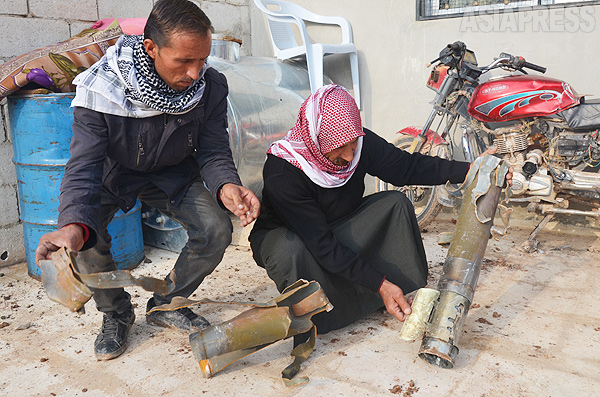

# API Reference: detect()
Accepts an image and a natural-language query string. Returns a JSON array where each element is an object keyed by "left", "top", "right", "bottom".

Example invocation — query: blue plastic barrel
[{"left": 8, "top": 93, "right": 144, "bottom": 279}]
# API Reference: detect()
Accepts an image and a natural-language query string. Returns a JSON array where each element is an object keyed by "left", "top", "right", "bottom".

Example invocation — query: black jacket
[
  {"left": 58, "top": 67, "right": 241, "bottom": 248},
  {"left": 249, "top": 128, "right": 470, "bottom": 291}
]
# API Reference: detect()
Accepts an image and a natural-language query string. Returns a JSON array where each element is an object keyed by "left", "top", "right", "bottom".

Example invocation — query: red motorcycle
[{"left": 379, "top": 41, "right": 600, "bottom": 246}]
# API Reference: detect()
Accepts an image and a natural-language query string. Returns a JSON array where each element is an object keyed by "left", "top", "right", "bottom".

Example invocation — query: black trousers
[
  {"left": 75, "top": 180, "right": 233, "bottom": 314},
  {"left": 252, "top": 191, "right": 428, "bottom": 334}
]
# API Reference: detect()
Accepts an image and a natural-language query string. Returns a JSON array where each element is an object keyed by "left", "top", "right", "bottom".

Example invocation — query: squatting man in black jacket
[{"left": 35, "top": 0, "right": 260, "bottom": 360}]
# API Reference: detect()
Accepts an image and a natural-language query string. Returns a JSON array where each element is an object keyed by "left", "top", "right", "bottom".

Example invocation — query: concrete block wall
[
  {"left": 0, "top": 0, "right": 252, "bottom": 267},
  {"left": 0, "top": 97, "right": 22, "bottom": 266}
]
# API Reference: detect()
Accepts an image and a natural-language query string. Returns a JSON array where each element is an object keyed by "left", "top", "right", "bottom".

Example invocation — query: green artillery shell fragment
[{"left": 399, "top": 288, "right": 440, "bottom": 341}]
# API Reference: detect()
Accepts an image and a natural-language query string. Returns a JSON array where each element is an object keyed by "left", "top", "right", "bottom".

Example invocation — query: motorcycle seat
[{"left": 558, "top": 98, "right": 600, "bottom": 131}]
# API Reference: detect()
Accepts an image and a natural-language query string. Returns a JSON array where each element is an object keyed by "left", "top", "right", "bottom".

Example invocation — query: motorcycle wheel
[{"left": 376, "top": 133, "right": 450, "bottom": 230}]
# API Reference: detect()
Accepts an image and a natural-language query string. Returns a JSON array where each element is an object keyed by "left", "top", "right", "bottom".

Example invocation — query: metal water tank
[{"left": 211, "top": 36, "right": 315, "bottom": 192}]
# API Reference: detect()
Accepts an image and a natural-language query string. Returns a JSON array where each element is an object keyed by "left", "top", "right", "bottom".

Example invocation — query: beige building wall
[{"left": 250, "top": 1, "right": 600, "bottom": 144}]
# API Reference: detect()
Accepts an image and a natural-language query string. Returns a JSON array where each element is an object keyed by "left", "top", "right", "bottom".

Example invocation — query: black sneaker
[
  {"left": 94, "top": 309, "right": 135, "bottom": 361},
  {"left": 146, "top": 298, "right": 210, "bottom": 332}
]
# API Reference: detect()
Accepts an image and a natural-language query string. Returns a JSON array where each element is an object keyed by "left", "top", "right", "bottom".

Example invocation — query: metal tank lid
[{"left": 211, "top": 34, "right": 241, "bottom": 63}]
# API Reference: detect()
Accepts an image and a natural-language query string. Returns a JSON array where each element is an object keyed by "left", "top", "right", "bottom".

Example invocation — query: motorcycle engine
[
  {"left": 492, "top": 128, "right": 555, "bottom": 197},
  {"left": 486, "top": 122, "right": 600, "bottom": 201},
  {"left": 492, "top": 127, "right": 529, "bottom": 165},
  {"left": 549, "top": 131, "right": 600, "bottom": 167}
]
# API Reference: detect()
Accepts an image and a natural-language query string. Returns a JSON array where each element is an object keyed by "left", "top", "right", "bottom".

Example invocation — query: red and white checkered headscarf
[{"left": 267, "top": 84, "right": 364, "bottom": 188}]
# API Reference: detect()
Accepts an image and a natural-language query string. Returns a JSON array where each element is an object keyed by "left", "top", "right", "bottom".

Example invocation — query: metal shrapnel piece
[
  {"left": 399, "top": 288, "right": 440, "bottom": 341},
  {"left": 40, "top": 247, "right": 175, "bottom": 313},
  {"left": 188, "top": 279, "right": 332, "bottom": 385},
  {"left": 437, "top": 257, "right": 480, "bottom": 302},
  {"left": 418, "top": 291, "right": 467, "bottom": 368},
  {"left": 40, "top": 248, "right": 92, "bottom": 314},
  {"left": 418, "top": 155, "right": 507, "bottom": 369}
]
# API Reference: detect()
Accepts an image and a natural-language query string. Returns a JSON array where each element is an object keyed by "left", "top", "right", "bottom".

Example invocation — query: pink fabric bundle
[{"left": 92, "top": 18, "right": 147, "bottom": 35}]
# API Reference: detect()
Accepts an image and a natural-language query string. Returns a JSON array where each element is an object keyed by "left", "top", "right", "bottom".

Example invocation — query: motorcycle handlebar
[
  {"left": 523, "top": 61, "right": 547, "bottom": 74},
  {"left": 498, "top": 52, "right": 546, "bottom": 74},
  {"left": 448, "top": 42, "right": 466, "bottom": 57}
]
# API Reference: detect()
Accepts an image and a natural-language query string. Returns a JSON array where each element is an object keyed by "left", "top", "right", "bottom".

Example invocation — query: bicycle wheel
[{"left": 377, "top": 133, "right": 450, "bottom": 229}]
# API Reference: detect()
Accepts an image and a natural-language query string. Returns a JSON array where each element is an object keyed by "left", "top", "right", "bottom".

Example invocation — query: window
[{"left": 418, "top": 0, "right": 599, "bottom": 20}]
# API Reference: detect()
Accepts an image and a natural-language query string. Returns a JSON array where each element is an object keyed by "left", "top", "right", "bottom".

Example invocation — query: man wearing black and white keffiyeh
[{"left": 36, "top": 0, "right": 260, "bottom": 361}]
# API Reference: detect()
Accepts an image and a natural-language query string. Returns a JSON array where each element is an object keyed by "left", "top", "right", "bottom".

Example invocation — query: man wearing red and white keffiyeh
[
  {"left": 267, "top": 84, "right": 364, "bottom": 188},
  {"left": 250, "top": 84, "right": 474, "bottom": 344}
]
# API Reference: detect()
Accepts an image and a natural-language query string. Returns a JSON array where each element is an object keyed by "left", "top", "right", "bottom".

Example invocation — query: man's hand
[
  {"left": 378, "top": 279, "right": 412, "bottom": 322},
  {"left": 476, "top": 146, "right": 514, "bottom": 187},
  {"left": 35, "top": 224, "right": 85, "bottom": 265},
  {"left": 219, "top": 183, "right": 261, "bottom": 227},
  {"left": 479, "top": 146, "right": 499, "bottom": 158}
]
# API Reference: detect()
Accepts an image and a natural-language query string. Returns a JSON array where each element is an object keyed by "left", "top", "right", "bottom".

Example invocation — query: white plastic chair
[{"left": 253, "top": 0, "right": 361, "bottom": 109}]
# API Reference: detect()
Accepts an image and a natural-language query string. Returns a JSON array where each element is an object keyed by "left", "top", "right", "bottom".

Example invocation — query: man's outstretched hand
[
  {"left": 219, "top": 183, "right": 261, "bottom": 227},
  {"left": 35, "top": 224, "right": 85, "bottom": 264},
  {"left": 378, "top": 279, "right": 412, "bottom": 322}
]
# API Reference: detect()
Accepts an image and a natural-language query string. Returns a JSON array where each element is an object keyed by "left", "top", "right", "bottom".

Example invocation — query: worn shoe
[
  {"left": 145, "top": 298, "right": 210, "bottom": 332},
  {"left": 94, "top": 309, "right": 135, "bottom": 361}
]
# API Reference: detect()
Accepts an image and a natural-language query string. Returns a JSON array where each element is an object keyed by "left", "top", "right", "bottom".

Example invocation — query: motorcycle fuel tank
[{"left": 467, "top": 75, "right": 580, "bottom": 123}]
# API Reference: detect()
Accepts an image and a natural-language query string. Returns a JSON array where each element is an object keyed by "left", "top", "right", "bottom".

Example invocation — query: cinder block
[
  {"left": 1, "top": 104, "right": 6, "bottom": 143},
  {"left": 0, "top": 185, "right": 19, "bottom": 227},
  {"left": 0, "top": 142, "right": 16, "bottom": 186},
  {"left": 0, "top": 0, "right": 28, "bottom": 16},
  {"left": 0, "top": 223, "right": 25, "bottom": 267},
  {"left": 250, "top": 7, "right": 273, "bottom": 58},
  {"left": 203, "top": 2, "right": 246, "bottom": 32},
  {"left": 30, "top": 0, "right": 97, "bottom": 20},
  {"left": 203, "top": 1, "right": 251, "bottom": 55},
  {"left": 1, "top": 101, "right": 11, "bottom": 143},
  {"left": 205, "top": 0, "right": 248, "bottom": 6},
  {"left": 70, "top": 21, "right": 96, "bottom": 37},
  {"left": 98, "top": 0, "right": 154, "bottom": 19},
  {"left": 0, "top": 16, "right": 71, "bottom": 60}
]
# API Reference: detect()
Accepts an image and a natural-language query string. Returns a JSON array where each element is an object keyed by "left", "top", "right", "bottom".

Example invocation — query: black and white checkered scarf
[{"left": 72, "top": 35, "right": 208, "bottom": 118}]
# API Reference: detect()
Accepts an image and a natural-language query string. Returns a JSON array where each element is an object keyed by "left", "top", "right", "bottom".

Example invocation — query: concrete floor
[{"left": 0, "top": 212, "right": 599, "bottom": 396}]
